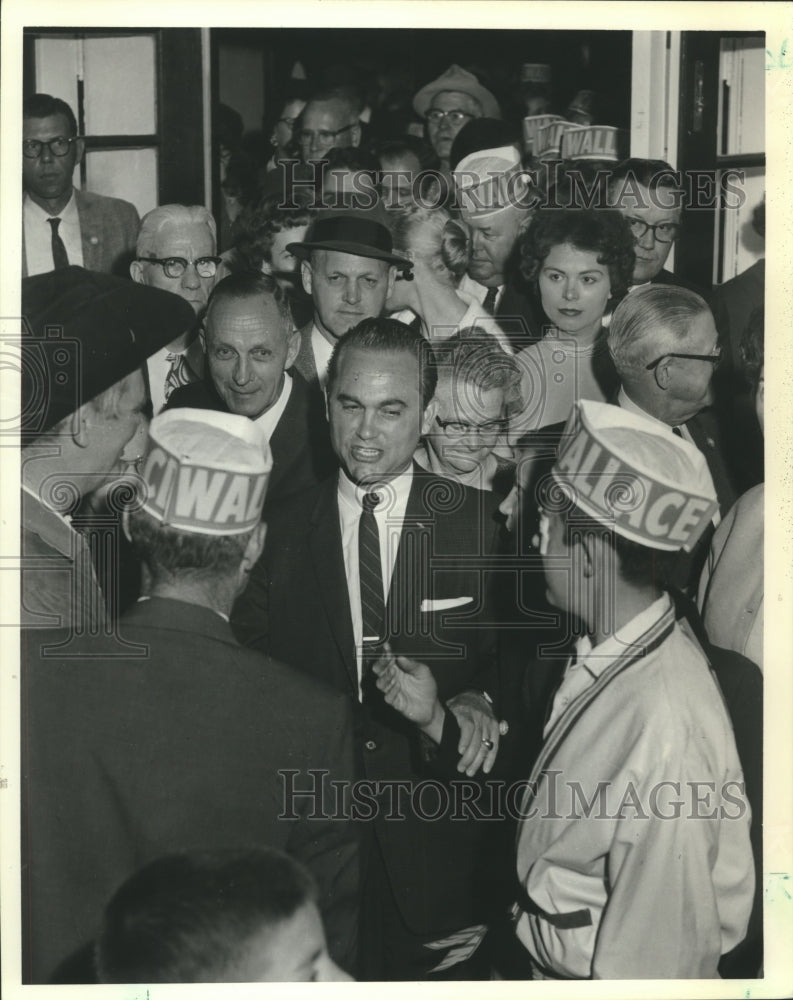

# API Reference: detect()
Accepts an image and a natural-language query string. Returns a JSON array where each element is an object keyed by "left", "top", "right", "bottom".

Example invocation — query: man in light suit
[
  {"left": 607, "top": 283, "right": 737, "bottom": 592},
  {"left": 233, "top": 318, "right": 508, "bottom": 981},
  {"left": 21, "top": 409, "right": 359, "bottom": 984},
  {"left": 22, "top": 93, "right": 139, "bottom": 277}
]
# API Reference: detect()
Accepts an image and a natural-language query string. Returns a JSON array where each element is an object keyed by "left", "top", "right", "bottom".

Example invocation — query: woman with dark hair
[
  {"left": 225, "top": 191, "right": 316, "bottom": 326},
  {"left": 510, "top": 207, "right": 635, "bottom": 434}
]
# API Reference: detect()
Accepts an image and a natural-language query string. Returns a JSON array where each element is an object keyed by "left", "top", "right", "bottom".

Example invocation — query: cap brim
[{"left": 288, "top": 240, "right": 412, "bottom": 271}]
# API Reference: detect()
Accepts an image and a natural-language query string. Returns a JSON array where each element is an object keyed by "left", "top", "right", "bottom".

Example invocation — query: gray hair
[
  {"left": 607, "top": 283, "right": 711, "bottom": 374},
  {"left": 136, "top": 205, "right": 217, "bottom": 257}
]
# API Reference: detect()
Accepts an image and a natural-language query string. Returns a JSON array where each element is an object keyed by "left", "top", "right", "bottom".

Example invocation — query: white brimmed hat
[
  {"left": 140, "top": 409, "right": 272, "bottom": 535},
  {"left": 413, "top": 64, "right": 500, "bottom": 119},
  {"left": 550, "top": 400, "right": 718, "bottom": 552},
  {"left": 453, "top": 144, "right": 534, "bottom": 219}
]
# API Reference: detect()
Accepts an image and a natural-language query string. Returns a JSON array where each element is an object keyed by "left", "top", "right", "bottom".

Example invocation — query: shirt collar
[
  {"left": 24, "top": 187, "right": 76, "bottom": 221},
  {"left": 337, "top": 463, "right": 414, "bottom": 514},
  {"left": 618, "top": 385, "right": 670, "bottom": 430},
  {"left": 575, "top": 593, "right": 672, "bottom": 679}
]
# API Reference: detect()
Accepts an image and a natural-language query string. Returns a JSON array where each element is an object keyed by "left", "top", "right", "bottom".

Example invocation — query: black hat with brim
[
  {"left": 287, "top": 210, "right": 413, "bottom": 272},
  {"left": 21, "top": 265, "right": 196, "bottom": 441}
]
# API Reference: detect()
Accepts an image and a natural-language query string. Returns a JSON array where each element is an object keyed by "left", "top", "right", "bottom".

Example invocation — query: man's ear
[
  {"left": 654, "top": 357, "right": 672, "bottom": 390},
  {"left": 351, "top": 123, "right": 362, "bottom": 148},
  {"left": 301, "top": 259, "right": 313, "bottom": 296},
  {"left": 74, "top": 137, "right": 85, "bottom": 167},
  {"left": 72, "top": 403, "right": 92, "bottom": 450},
  {"left": 285, "top": 327, "right": 301, "bottom": 369},
  {"left": 386, "top": 265, "right": 397, "bottom": 300},
  {"left": 420, "top": 397, "right": 438, "bottom": 438},
  {"left": 241, "top": 521, "right": 267, "bottom": 576},
  {"left": 130, "top": 259, "right": 145, "bottom": 284}
]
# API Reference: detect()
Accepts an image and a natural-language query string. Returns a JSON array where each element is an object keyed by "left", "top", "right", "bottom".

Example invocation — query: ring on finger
[{"left": 481, "top": 737, "right": 494, "bottom": 750}]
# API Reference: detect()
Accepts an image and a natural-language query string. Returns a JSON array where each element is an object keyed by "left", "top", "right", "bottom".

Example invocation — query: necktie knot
[{"left": 362, "top": 492, "right": 381, "bottom": 513}]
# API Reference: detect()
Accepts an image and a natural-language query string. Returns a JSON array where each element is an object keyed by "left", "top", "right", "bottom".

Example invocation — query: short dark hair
[
  {"left": 205, "top": 271, "right": 292, "bottom": 333},
  {"left": 96, "top": 849, "right": 317, "bottom": 983},
  {"left": 127, "top": 508, "right": 256, "bottom": 584},
  {"left": 608, "top": 157, "right": 681, "bottom": 192},
  {"left": 519, "top": 208, "right": 636, "bottom": 301},
  {"left": 232, "top": 191, "right": 316, "bottom": 274},
  {"left": 327, "top": 317, "right": 437, "bottom": 409},
  {"left": 23, "top": 93, "right": 78, "bottom": 135},
  {"left": 559, "top": 502, "right": 677, "bottom": 589}
]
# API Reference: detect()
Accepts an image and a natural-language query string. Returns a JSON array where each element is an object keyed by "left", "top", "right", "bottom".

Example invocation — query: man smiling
[{"left": 165, "top": 273, "right": 334, "bottom": 508}]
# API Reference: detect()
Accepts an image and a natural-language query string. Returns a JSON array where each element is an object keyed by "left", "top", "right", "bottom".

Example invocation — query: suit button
[{"left": 364, "top": 739, "right": 377, "bottom": 752}]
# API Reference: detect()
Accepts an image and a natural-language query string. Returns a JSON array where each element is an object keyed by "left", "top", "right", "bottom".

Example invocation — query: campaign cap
[{"left": 140, "top": 409, "right": 272, "bottom": 535}]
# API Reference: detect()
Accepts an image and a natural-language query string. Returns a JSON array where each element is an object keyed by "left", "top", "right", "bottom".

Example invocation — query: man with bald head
[
  {"left": 165, "top": 272, "right": 335, "bottom": 507},
  {"left": 131, "top": 204, "right": 221, "bottom": 414}
]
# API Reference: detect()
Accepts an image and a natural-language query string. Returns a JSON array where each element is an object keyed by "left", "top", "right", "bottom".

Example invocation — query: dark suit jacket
[
  {"left": 21, "top": 598, "right": 359, "bottom": 983},
  {"left": 165, "top": 369, "right": 336, "bottom": 508},
  {"left": 22, "top": 188, "right": 140, "bottom": 277},
  {"left": 232, "top": 468, "right": 505, "bottom": 935},
  {"left": 495, "top": 277, "right": 546, "bottom": 353},
  {"left": 293, "top": 320, "right": 320, "bottom": 388},
  {"left": 651, "top": 266, "right": 709, "bottom": 298}
]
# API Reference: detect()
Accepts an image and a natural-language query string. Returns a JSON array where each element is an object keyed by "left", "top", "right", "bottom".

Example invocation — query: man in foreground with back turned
[{"left": 21, "top": 408, "right": 358, "bottom": 984}]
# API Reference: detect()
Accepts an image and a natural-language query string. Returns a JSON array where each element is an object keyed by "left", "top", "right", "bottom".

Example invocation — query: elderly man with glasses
[
  {"left": 607, "top": 283, "right": 737, "bottom": 592},
  {"left": 131, "top": 204, "right": 221, "bottom": 415},
  {"left": 413, "top": 65, "right": 500, "bottom": 187},
  {"left": 22, "top": 93, "right": 140, "bottom": 277},
  {"left": 296, "top": 88, "right": 363, "bottom": 166}
]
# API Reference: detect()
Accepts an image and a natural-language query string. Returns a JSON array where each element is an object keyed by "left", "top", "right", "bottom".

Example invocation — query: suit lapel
[
  {"left": 385, "top": 470, "right": 433, "bottom": 642},
  {"left": 684, "top": 411, "right": 737, "bottom": 515},
  {"left": 308, "top": 479, "right": 358, "bottom": 695},
  {"left": 75, "top": 191, "right": 100, "bottom": 272}
]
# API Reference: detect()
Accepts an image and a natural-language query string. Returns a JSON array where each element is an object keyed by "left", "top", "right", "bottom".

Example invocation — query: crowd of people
[{"left": 19, "top": 53, "right": 765, "bottom": 985}]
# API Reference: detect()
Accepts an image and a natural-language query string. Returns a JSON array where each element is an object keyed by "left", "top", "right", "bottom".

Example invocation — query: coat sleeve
[{"left": 285, "top": 692, "right": 360, "bottom": 976}]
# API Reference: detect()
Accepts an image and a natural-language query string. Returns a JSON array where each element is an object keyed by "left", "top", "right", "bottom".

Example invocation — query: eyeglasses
[
  {"left": 425, "top": 109, "right": 475, "bottom": 126},
  {"left": 137, "top": 256, "right": 222, "bottom": 279},
  {"left": 645, "top": 346, "right": 722, "bottom": 371},
  {"left": 23, "top": 136, "right": 79, "bottom": 159},
  {"left": 435, "top": 416, "right": 506, "bottom": 438},
  {"left": 297, "top": 123, "right": 357, "bottom": 145},
  {"left": 625, "top": 217, "right": 680, "bottom": 244}
]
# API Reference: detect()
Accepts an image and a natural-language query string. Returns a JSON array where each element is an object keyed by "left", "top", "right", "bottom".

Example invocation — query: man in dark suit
[
  {"left": 288, "top": 206, "right": 412, "bottom": 395},
  {"left": 607, "top": 283, "right": 737, "bottom": 591},
  {"left": 608, "top": 157, "right": 707, "bottom": 296},
  {"left": 22, "top": 93, "right": 139, "bottom": 277},
  {"left": 165, "top": 272, "right": 335, "bottom": 507},
  {"left": 233, "top": 318, "right": 507, "bottom": 980},
  {"left": 453, "top": 144, "right": 543, "bottom": 352},
  {"left": 21, "top": 408, "right": 359, "bottom": 984}
]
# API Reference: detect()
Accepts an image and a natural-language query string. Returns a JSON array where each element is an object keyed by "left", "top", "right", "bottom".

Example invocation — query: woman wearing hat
[
  {"left": 510, "top": 208, "right": 634, "bottom": 437},
  {"left": 385, "top": 203, "right": 512, "bottom": 353}
]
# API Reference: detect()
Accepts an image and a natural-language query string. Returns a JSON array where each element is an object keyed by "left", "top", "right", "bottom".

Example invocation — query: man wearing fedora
[
  {"left": 413, "top": 65, "right": 501, "bottom": 189},
  {"left": 290, "top": 205, "right": 413, "bottom": 401},
  {"left": 20, "top": 266, "right": 194, "bottom": 632}
]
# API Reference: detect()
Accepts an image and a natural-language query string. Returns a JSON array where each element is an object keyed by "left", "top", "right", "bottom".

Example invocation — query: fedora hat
[
  {"left": 413, "top": 64, "right": 500, "bottom": 120},
  {"left": 287, "top": 208, "right": 412, "bottom": 271}
]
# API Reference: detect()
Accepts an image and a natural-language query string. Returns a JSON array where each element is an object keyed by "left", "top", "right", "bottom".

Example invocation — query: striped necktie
[
  {"left": 359, "top": 491, "right": 385, "bottom": 670},
  {"left": 48, "top": 218, "right": 69, "bottom": 270},
  {"left": 164, "top": 352, "right": 192, "bottom": 401},
  {"left": 483, "top": 286, "right": 498, "bottom": 313}
]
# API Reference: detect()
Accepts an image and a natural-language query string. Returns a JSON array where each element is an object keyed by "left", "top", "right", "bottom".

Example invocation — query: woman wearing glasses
[
  {"left": 510, "top": 207, "right": 635, "bottom": 436},
  {"left": 414, "top": 328, "right": 522, "bottom": 497},
  {"left": 385, "top": 203, "right": 513, "bottom": 353}
]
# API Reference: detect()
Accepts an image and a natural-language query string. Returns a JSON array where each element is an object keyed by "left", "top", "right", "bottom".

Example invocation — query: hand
[
  {"left": 445, "top": 690, "right": 504, "bottom": 776},
  {"left": 373, "top": 643, "right": 444, "bottom": 740}
]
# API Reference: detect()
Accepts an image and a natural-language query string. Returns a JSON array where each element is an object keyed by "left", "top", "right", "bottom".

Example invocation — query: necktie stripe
[
  {"left": 359, "top": 492, "right": 385, "bottom": 672},
  {"left": 48, "top": 218, "right": 69, "bottom": 270}
]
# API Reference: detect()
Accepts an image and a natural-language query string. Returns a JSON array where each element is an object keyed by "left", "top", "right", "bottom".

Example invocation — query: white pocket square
[{"left": 420, "top": 597, "right": 474, "bottom": 612}]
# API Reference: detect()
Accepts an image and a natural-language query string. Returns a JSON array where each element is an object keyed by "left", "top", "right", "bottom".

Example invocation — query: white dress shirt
[
  {"left": 311, "top": 324, "right": 335, "bottom": 389},
  {"left": 337, "top": 465, "right": 413, "bottom": 696},
  {"left": 24, "top": 190, "right": 84, "bottom": 275},
  {"left": 253, "top": 372, "right": 292, "bottom": 442}
]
